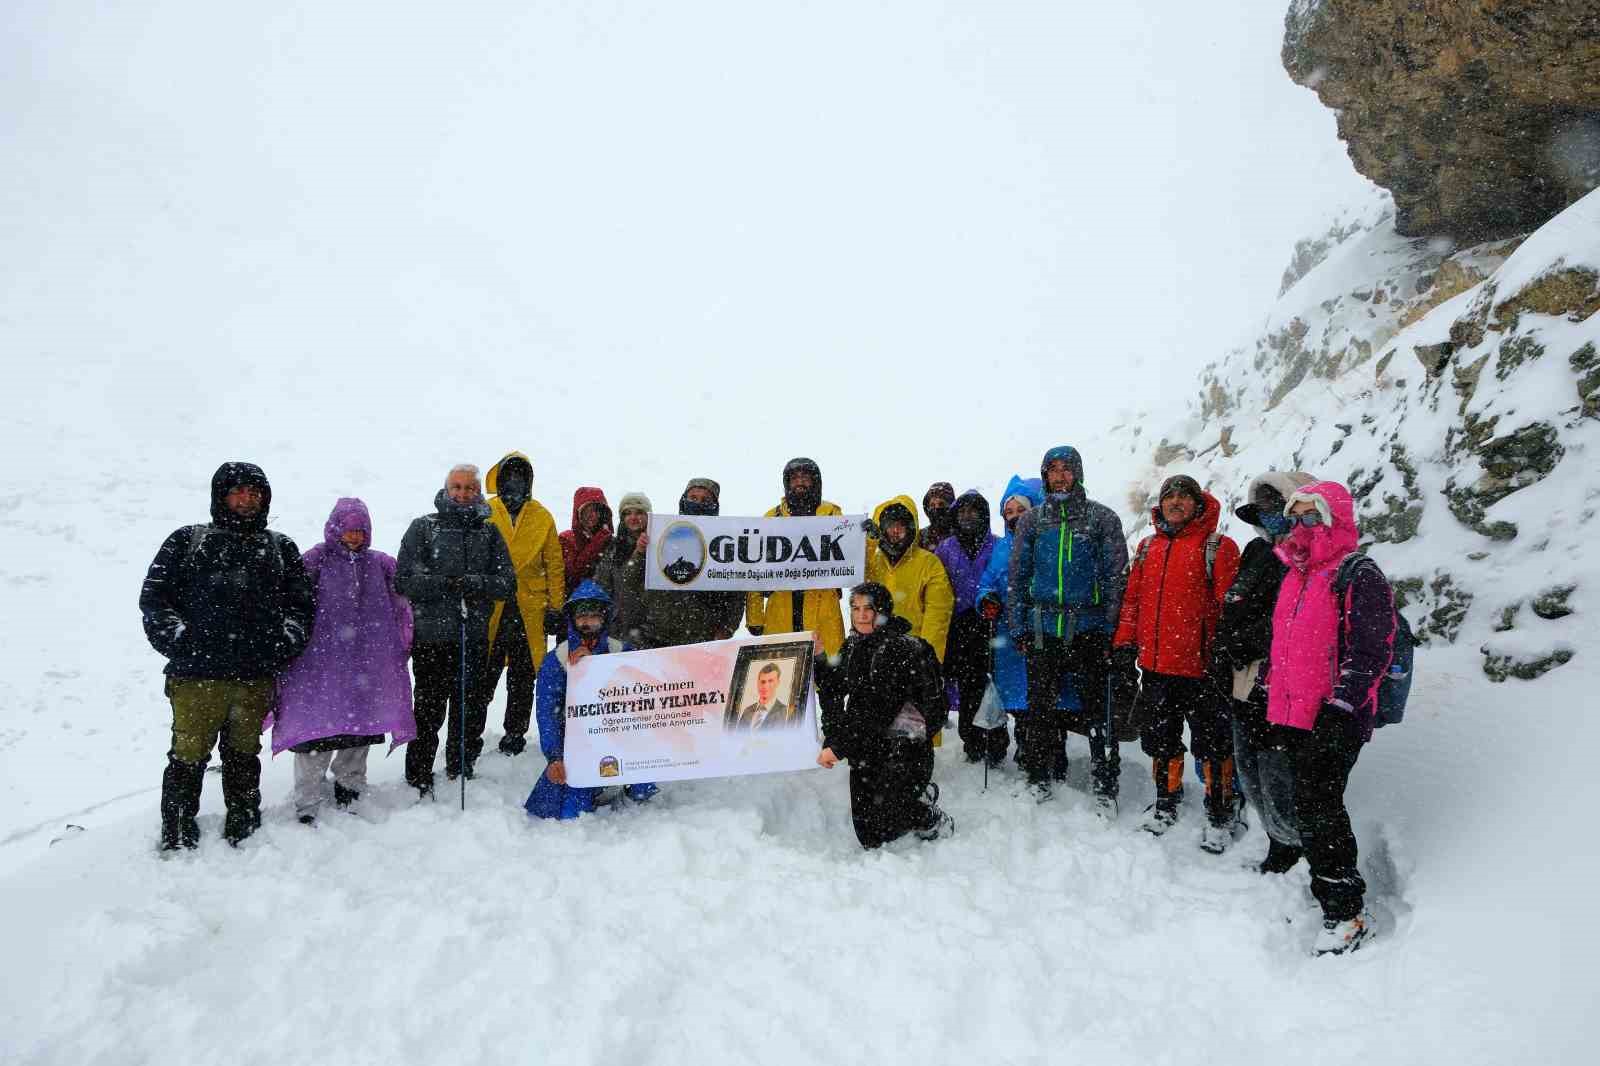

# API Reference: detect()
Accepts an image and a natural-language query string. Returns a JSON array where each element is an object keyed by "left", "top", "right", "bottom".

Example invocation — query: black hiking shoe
[
  {"left": 1259, "top": 839, "right": 1303, "bottom": 874},
  {"left": 333, "top": 783, "right": 359, "bottom": 808},
  {"left": 499, "top": 734, "right": 527, "bottom": 756},
  {"left": 298, "top": 814, "right": 317, "bottom": 826},
  {"left": 159, "top": 754, "right": 205, "bottom": 851}
]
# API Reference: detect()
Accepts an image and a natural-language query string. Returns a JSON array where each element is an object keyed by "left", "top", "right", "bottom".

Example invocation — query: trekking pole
[{"left": 459, "top": 594, "right": 468, "bottom": 812}]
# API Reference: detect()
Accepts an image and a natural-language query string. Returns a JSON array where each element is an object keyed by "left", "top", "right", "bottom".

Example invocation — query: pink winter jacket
[{"left": 1266, "top": 482, "right": 1395, "bottom": 739}]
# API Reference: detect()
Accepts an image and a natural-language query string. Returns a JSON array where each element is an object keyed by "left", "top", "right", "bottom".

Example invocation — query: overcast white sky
[{"left": 2, "top": 0, "right": 1371, "bottom": 528}]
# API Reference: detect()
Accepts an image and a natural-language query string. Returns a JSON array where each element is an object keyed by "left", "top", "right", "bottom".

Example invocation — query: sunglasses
[{"left": 1285, "top": 512, "right": 1325, "bottom": 528}]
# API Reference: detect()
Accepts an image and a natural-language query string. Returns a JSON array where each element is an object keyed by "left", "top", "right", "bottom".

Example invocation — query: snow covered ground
[
  {"left": 5, "top": 3, "right": 1597, "bottom": 1063},
  {"left": 3, "top": 642, "right": 1592, "bottom": 1065}
]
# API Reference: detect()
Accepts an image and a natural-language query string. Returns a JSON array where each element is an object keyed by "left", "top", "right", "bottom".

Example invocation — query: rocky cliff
[
  {"left": 1116, "top": 186, "right": 1600, "bottom": 683},
  {"left": 1283, "top": 0, "right": 1600, "bottom": 240}
]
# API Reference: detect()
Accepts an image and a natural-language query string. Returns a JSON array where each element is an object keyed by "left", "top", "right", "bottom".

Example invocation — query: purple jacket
[
  {"left": 934, "top": 490, "right": 997, "bottom": 615},
  {"left": 272, "top": 498, "right": 416, "bottom": 754}
]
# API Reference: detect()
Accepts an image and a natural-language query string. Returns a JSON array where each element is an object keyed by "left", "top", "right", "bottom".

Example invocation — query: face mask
[
  {"left": 679, "top": 496, "right": 718, "bottom": 517},
  {"left": 1258, "top": 511, "right": 1291, "bottom": 538},
  {"left": 957, "top": 512, "right": 984, "bottom": 534},
  {"left": 499, "top": 473, "right": 529, "bottom": 506}
]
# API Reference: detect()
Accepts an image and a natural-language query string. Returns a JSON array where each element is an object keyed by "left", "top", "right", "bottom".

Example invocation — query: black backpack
[{"left": 1331, "top": 553, "right": 1415, "bottom": 728}]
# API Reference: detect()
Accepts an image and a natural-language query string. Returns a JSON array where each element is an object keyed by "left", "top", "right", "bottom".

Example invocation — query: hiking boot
[
  {"left": 1092, "top": 791, "right": 1118, "bottom": 820},
  {"left": 624, "top": 783, "right": 659, "bottom": 803},
  {"left": 1027, "top": 780, "right": 1054, "bottom": 804},
  {"left": 593, "top": 786, "right": 624, "bottom": 807},
  {"left": 412, "top": 775, "right": 436, "bottom": 801},
  {"left": 1141, "top": 797, "right": 1180, "bottom": 835},
  {"left": 498, "top": 734, "right": 527, "bottom": 757},
  {"left": 1259, "top": 839, "right": 1303, "bottom": 874},
  {"left": 915, "top": 808, "right": 955, "bottom": 841},
  {"left": 1313, "top": 913, "right": 1372, "bottom": 956},
  {"left": 1199, "top": 821, "right": 1232, "bottom": 854},
  {"left": 298, "top": 813, "right": 317, "bottom": 826},
  {"left": 333, "top": 783, "right": 359, "bottom": 808}
]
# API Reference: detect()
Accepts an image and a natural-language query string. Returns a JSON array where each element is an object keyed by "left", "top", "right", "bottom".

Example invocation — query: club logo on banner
[
  {"left": 562, "top": 633, "right": 823, "bottom": 787},
  {"left": 645, "top": 513, "right": 869, "bottom": 592}
]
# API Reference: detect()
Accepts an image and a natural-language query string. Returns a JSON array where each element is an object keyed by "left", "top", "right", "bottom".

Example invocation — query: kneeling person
[
  {"left": 524, "top": 580, "right": 657, "bottom": 819},
  {"left": 816, "top": 583, "right": 954, "bottom": 849}
]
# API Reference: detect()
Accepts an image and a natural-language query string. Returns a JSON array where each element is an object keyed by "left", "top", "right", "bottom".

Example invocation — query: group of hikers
[{"left": 139, "top": 446, "right": 1402, "bottom": 955}]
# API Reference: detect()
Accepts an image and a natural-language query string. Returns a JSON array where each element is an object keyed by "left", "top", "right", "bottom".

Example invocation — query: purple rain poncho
[{"left": 272, "top": 498, "right": 416, "bottom": 755}]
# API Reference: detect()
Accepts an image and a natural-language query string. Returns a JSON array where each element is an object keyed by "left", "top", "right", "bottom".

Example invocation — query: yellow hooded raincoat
[
  {"left": 745, "top": 500, "right": 847, "bottom": 655},
  {"left": 484, "top": 452, "right": 565, "bottom": 663},
  {"left": 865, "top": 494, "right": 955, "bottom": 662}
]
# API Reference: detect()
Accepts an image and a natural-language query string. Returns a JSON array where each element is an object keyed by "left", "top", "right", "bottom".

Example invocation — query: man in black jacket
[
  {"left": 816, "top": 582, "right": 953, "bottom": 848},
  {"left": 396, "top": 464, "right": 517, "bottom": 795},
  {"left": 140, "top": 461, "right": 315, "bottom": 849},
  {"left": 1213, "top": 471, "right": 1316, "bottom": 873}
]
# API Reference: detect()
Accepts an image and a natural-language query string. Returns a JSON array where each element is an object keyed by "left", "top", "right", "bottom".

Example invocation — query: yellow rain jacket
[
  {"left": 485, "top": 452, "right": 565, "bottom": 663},
  {"left": 745, "top": 500, "right": 846, "bottom": 655},
  {"left": 865, "top": 495, "right": 955, "bottom": 662}
]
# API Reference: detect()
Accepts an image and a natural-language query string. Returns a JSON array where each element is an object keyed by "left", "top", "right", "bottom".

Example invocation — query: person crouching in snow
[
  {"left": 816, "top": 582, "right": 954, "bottom": 848},
  {"left": 1268, "top": 481, "right": 1394, "bottom": 955},
  {"left": 524, "top": 580, "right": 657, "bottom": 819},
  {"left": 274, "top": 498, "right": 416, "bottom": 824}
]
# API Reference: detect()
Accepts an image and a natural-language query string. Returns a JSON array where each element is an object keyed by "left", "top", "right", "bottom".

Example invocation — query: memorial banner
[
  {"left": 563, "top": 632, "right": 823, "bottom": 787},
  {"left": 643, "top": 512, "right": 869, "bottom": 592}
]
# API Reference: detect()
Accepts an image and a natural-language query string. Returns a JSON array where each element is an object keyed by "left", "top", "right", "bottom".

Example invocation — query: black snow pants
[
  {"left": 1138, "top": 672, "right": 1231, "bottom": 762},
  {"left": 406, "top": 638, "right": 491, "bottom": 784},
  {"left": 848, "top": 736, "right": 937, "bottom": 849},
  {"left": 948, "top": 611, "right": 1007, "bottom": 763},
  {"left": 481, "top": 605, "right": 538, "bottom": 741},
  {"left": 1021, "top": 629, "right": 1113, "bottom": 789},
  {"left": 1291, "top": 707, "right": 1367, "bottom": 921}
]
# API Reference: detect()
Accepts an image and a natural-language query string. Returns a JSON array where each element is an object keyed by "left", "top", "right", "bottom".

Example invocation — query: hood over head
[
  {"left": 922, "top": 481, "right": 956, "bottom": 513},
  {"left": 209, "top": 461, "right": 272, "bottom": 532},
  {"left": 951, "top": 488, "right": 992, "bottom": 551},
  {"left": 569, "top": 487, "right": 611, "bottom": 532},
  {"left": 1235, "top": 470, "right": 1317, "bottom": 536},
  {"left": 1039, "top": 445, "right": 1085, "bottom": 493},
  {"left": 485, "top": 452, "right": 533, "bottom": 495},
  {"left": 562, "top": 577, "right": 614, "bottom": 643},
  {"left": 1000, "top": 475, "right": 1044, "bottom": 513},
  {"left": 323, "top": 497, "right": 372, "bottom": 551},
  {"left": 680, "top": 477, "right": 721, "bottom": 516},
  {"left": 782, "top": 457, "right": 823, "bottom": 515},
  {"left": 1278, "top": 481, "right": 1360, "bottom": 572},
  {"left": 872, "top": 495, "right": 920, "bottom": 561}
]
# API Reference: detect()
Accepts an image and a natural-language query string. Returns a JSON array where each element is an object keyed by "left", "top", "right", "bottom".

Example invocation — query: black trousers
[
  {"left": 848, "top": 736, "right": 936, "bottom": 849},
  {"left": 406, "top": 639, "right": 491, "bottom": 783},
  {"left": 1138, "top": 672, "right": 1231, "bottom": 763},
  {"left": 1021, "top": 629, "right": 1112, "bottom": 787},
  {"left": 1291, "top": 708, "right": 1367, "bottom": 921},
  {"left": 948, "top": 612, "right": 1007, "bottom": 762},
  {"left": 481, "top": 607, "right": 538, "bottom": 739}
]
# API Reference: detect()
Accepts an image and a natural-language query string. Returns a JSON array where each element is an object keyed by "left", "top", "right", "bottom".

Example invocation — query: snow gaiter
[
  {"left": 1202, "top": 757, "right": 1235, "bottom": 826},
  {"left": 160, "top": 754, "right": 205, "bottom": 850},
  {"left": 1154, "top": 755, "right": 1184, "bottom": 812},
  {"left": 220, "top": 747, "right": 262, "bottom": 845}
]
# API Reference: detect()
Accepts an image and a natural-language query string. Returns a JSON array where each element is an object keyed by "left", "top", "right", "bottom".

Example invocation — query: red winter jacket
[
  {"left": 1113, "top": 491, "right": 1240, "bottom": 679},
  {"left": 559, "top": 487, "right": 613, "bottom": 595}
]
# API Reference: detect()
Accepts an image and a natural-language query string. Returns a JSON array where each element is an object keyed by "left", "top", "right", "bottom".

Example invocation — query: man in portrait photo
[{"left": 725, "top": 661, "right": 799, "bottom": 731}]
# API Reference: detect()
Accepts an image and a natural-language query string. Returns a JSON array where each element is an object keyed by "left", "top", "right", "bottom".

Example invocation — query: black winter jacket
[
  {"left": 1212, "top": 537, "right": 1288, "bottom": 673},
  {"left": 395, "top": 490, "right": 516, "bottom": 645},
  {"left": 817, "top": 616, "right": 943, "bottom": 762},
  {"left": 139, "top": 463, "right": 315, "bottom": 679}
]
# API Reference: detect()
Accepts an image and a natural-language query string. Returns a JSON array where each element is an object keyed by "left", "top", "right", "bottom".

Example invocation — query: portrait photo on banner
[{"left": 722, "top": 640, "right": 813, "bottom": 734}]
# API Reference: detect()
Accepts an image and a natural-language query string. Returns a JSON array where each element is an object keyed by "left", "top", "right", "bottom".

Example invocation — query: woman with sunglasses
[{"left": 1266, "top": 481, "right": 1397, "bottom": 955}]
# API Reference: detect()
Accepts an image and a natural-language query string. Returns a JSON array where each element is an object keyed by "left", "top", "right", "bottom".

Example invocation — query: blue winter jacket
[
  {"left": 1006, "top": 446, "right": 1129, "bottom": 642},
  {"left": 524, "top": 579, "right": 656, "bottom": 819},
  {"left": 978, "top": 476, "right": 1080, "bottom": 714}
]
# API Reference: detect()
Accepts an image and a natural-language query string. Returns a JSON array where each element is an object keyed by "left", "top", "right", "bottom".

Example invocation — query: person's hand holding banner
[
  {"left": 817, "top": 747, "right": 839, "bottom": 769},
  {"left": 546, "top": 760, "right": 567, "bottom": 785}
]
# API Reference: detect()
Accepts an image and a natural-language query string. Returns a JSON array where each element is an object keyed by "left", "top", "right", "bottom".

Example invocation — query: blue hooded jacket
[
  {"left": 524, "top": 579, "right": 656, "bottom": 819},
  {"left": 1006, "top": 446, "right": 1129, "bottom": 641},
  {"left": 978, "top": 476, "right": 1080, "bottom": 713}
]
